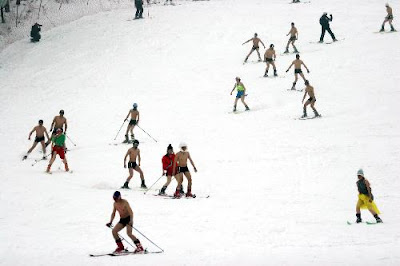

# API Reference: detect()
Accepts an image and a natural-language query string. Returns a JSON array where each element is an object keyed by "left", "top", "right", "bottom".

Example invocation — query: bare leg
[
  {"left": 240, "top": 96, "right": 249, "bottom": 109},
  {"left": 127, "top": 168, "right": 134, "bottom": 182},
  {"left": 126, "top": 225, "right": 139, "bottom": 242},
  {"left": 184, "top": 172, "right": 192, "bottom": 192},
  {"left": 285, "top": 40, "right": 291, "bottom": 51},
  {"left": 300, "top": 73, "right": 306, "bottom": 82},
  {"left": 40, "top": 141, "right": 46, "bottom": 155},
  {"left": 112, "top": 223, "right": 125, "bottom": 240},
  {"left": 244, "top": 49, "right": 254, "bottom": 62},
  {"left": 256, "top": 48, "right": 262, "bottom": 61},
  {"left": 27, "top": 142, "right": 38, "bottom": 154},
  {"left": 135, "top": 166, "right": 145, "bottom": 181},
  {"left": 310, "top": 101, "right": 319, "bottom": 116},
  {"left": 46, "top": 151, "right": 57, "bottom": 172},
  {"left": 162, "top": 175, "right": 172, "bottom": 187}
]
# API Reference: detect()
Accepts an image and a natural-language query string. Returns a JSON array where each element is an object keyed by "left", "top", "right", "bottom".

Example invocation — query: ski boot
[
  {"left": 134, "top": 240, "right": 144, "bottom": 253},
  {"left": 42, "top": 156, "right": 46, "bottom": 160},
  {"left": 356, "top": 213, "right": 362, "bottom": 223},
  {"left": 374, "top": 214, "right": 383, "bottom": 223},
  {"left": 301, "top": 108, "right": 307, "bottom": 118},
  {"left": 158, "top": 186, "right": 167, "bottom": 195},
  {"left": 274, "top": 69, "right": 278, "bottom": 77},
  {"left": 263, "top": 73, "right": 268, "bottom": 77},
  {"left": 294, "top": 48, "right": 299, "bottom": 54},
  {"left": 121, "top": 181, "right": 130, "bottom": 189},
  {"left": 391, "top": 25, "right": 396, "bottom": 32},
  {"left": 283, "top": 48, "right": 289, "bottom": 54},
  {"left": 114, "top": 239, "right": 125, "bottom": 253},
  {"left": 174, "top": 189, "right": 182, "bottom": 198},
  {"left": 141, "top": 180, "right": 147, "bottom": 189},
  {"left": 123, "top": 135, "right": 129, "bottom": 143},
  {"left": 333, "top": 38, "right": 338, "bottom": 42},
  {"left": 186, "top": 189, "right": 195, "bottom": 198},
  {"left": 130, "top": 134, "right": 135, "bottom": 142},
  {"left": 318, "top": 40, "right": 323, "bottom": 43},
  {"left": 233, "top": 105, "right": 237, "bottom": 112},
  {"left": 313, "top": 110, "right": 321, "bottom": 118},
  {"left": 245, "top": 105, "right": 250, "bottom": 111},
  {"left": 291, "top": 82, "right": 296, "bottom": 90},
  {"left": 22, "top": 155, "right": 28, "bottom": 160},
  {"left": 380, "top": 26, "right": 385, "bottom": 32},
  {"left": 46, "top": 165, "right": 51, "bottom": 173},
  {"left": 64, "top": 163, "right": 69, "bottom": 172}
]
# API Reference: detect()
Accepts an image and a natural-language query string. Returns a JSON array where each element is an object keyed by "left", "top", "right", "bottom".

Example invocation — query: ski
[
  {"left": 295, "top": 115, "right": 322, "bottom": 120},
  {"left": 373, "top": 30, "right": 397, "bottom": 34},
  {"left": 347, "top": 221, "right": 381, "bottom": 225},
  {"left": 287, "top": 88, "right": 303, "bottom": 92},
  {"left": 366, "top": 221, "right": 382, "bottom": 225},
  {"left": 90, "top": 250, "right": 162, "bottom": 257}
]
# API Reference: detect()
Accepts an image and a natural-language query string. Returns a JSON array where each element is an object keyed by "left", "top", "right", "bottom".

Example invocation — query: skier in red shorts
[
  {"left": 46, "top": 128, "right": 69, "bottom": 173},
  {"left": 159, "top": 144, "right": 179, "bottom": 195}
]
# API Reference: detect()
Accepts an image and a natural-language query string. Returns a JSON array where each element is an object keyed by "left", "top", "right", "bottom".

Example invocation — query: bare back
[
  {"left": 264, "top": 48, "right": 275, "bottom": 59},
  {"left": 305, "top": 85, "right": 315, "bottom": 98},
  {"left": 130, "top": 109, "right": 139, "bottom": 120},
  {"left": 290, "top": 27, "right": 298, "bottom": 37},
  {"left": 114, "top": 199, "right": 132, "bottom": 219},
  {"left": 387, "top": 6, "right": 393, "bottom": 16}
]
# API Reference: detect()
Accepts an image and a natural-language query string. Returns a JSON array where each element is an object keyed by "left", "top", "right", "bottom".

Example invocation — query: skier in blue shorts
[{"left": 230, "top": 77, "right": 250, "bottom": 112}]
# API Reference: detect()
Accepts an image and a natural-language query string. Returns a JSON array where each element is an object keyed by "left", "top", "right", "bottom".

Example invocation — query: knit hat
[
  {"left": 357, "top": 169, "right": 364, "bottom": 177},
  {"left": 167, "top": 144, "right": 173, "bottom": 151}
]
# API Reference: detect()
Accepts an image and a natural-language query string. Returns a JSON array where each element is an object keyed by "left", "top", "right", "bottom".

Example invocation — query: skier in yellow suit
[{"left": 355, "top": 169, "right": 382, "bottom": 223}]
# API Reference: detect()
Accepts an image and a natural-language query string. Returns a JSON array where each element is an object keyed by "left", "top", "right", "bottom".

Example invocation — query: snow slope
[{"left": 1, "top": 0, "right": 400, "bottom": 265}]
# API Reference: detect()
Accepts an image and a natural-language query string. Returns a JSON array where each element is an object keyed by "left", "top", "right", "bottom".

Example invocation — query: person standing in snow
[
  {"left": 354, "top": 169, "right": 383, "bottom": 223},
  {"left": 159, "top": 144, "right": 178, "bottom": 195},
  {"left": 46, "top": 110, "right": 67, "bottom": 147},
  {"left": 106, "top": 191, "right": 144, "bottom": 253},
  {"left": 124, "top": 103, "right": 140, "bottom": 143},
  {"left": 264, "top": 44, "right": 277, "bottom": 77},
  {"left": 230, "top": 77, "right": 250, "bottom": 112},
  {"left": 30, "top": 23, "right": 42, "bottom": 42},
  {"left": 122, "top": 139, "right": 147, "bottom": 189},
  {"left": 46, "top": 128, "right": 69, "bottom": 173},
  {"left": 319, "top": 12, "right": 337, "bottom": 42},
  {"left": 301, "top": 80, "right": 320, "bottom": 118},
  {"left": 242, "top": 33, "right": 266, "bottom": 63},
  {"left": 286, "top": 54, "right": 309, "bottom": 90},
  {"left": 380, "top": 3, "right": 396, "bottom": 32},
  {"left": 284, "top": 22, "right": 299, "bottom": 53},
  {"left": 172, "top": 142, "right": 197, "bottom": 198},
  {"left": 23, "top": 120, "right": 50, "bottom": 160},
  {"left": 135, "top": 0, "right": 144, "bottom": 19}
]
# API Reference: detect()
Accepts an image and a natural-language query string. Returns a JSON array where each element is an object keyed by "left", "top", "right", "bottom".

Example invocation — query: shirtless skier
[
  {"left": 106, "top": 191, "right": 144, "bottom": 253},
  {"left": 284, "top": 22, "right": 299, "bottom": 53},
  {"left": 301, "top": 80, "right": 320, "bottom": 118},
  {"left": 124, "top": 103, "right": 140, "bottom": 143},
  {"left": 286, "top": 54, "right": 310, "bottom": 90},
  {"left": 172, "top": 142, "right": 197, "bottom": 198},
  {"left": 263, "top": 44, "right": 277, "bottom": 77},
  {"left": 242, "top": 33, "right": 266, "bottom": 63},
  {"left": 46, "top": 110, "right": 67, "bottom": 146},
  {"left": 380, "top": 3, "right": 396, "bottom": 32},
  {"left": 122, "top": 139, "right": 147, "bottom": 189},
  {"left": 23, "top": 120, "right": 50, "bottom": 160}
]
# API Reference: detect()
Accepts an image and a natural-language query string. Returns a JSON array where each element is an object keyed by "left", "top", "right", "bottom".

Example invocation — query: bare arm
[
  {"left": 109, "top": 205, "right": 116, "bottom": 224},
  {"left": 242, "top": 38, "right": 252, "bottom": 45},
  {"left": 44, "top": 128, "right": 50, "bottom": 141},
  {"left": 50, "top": 117, "right": 56, "bottom": 131},
  {"left": 138, "top": 150, "right": 141, "bottom": 166},
  {"left": 302, "top": 62, "right": 310, "bottom": 72},
  {"left": 260, "top": 40, "right": 266, "bottom": 48},
  {"left": 273, "top": 50, "right": 276, "bottom": 60},
  {"left": 28, "top": 127, "right": 36, "bottom": 140},
  {"left": 137, "top": 112, "right": 140, "bottom": 124},
  {"left": 286, "top": 62, "right": 294, "bottom": 72},
  {"left": 124, "top": 151, "right": 129, "bottom": 167},
  {"left": 188, "top": 153, "right": 197, "bottom": 172},
  {"left": 124, "top": 110, "right": 130, "bottom": 121},
  {"left": 64, "top": 119, "right": 68, "bottom": 134},
  {"left": 126, "top": 202, "right": 134, "bottom": 225},
  {"left": 302, "top": 91, "right": 307, "bottom": 103},
  {"left": 230, "top": 84, "right": 236, "bottom": 95}
]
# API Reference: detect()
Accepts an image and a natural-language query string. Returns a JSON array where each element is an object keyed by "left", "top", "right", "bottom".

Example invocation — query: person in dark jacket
[
  {"left": 30, "top": 23, "right": 42, "bottom": 42},
  {"left": 135, "top": 0, "right": 144, "bottom": 19},
  {"left": 355, "top": 169, "right": 382, "bottom": 223},
  {"left": 319, "top": 12, "right": 337, "bottom": 43}
]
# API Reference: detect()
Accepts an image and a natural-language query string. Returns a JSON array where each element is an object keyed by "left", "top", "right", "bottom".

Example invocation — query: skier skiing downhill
[
  {"left": 286, "top": 54, "right": 310, "bottom": 90},
  {"left": 106, "top": 191, "right": 144, "bottom": 253},
  {"left": 122, "top": 139, "right": 147, "bottom": 189},
  {"left": 23, "top": 120, "right": 50, "bottom": 160},
  {"left": 242, "top": 33, "right": 266, "bottom": 63},
  {"left": 124, "top": 103, "right": 140, "bottom": 144},
  {"left": 285, "top": 22, "right": 299, "bottom": 54},
  {"left": 263, "top": 44, "right": 277, "bottom": 77},
  {"left": 172, "top": 142, "right": 197, "bottom": 198},
  {"left": 319, "top": 12, "right": 337, "bottom": 43},
  {"left": 135, "top": 0, "right": 144, "bottom": 19},
  {"left": 46, "top": 110, "right": 67, "bottom": 147},
  {"left": 46, "top": 128, "right": 69, "bottom": 173},
  {"left": 159, "top": 144, "right": 179, "bottom": 195},
  {"left": 230, "top": 77, "right": 250, "bottom": 112},
  {"left": 380, "top": 3, "right": 396, "bottom": 32},
  {"left": 355, "top": 169, "right": 383, "bottom": 223},
  {"left": 301, "top": 80, "right": 320, "bottom": 118}
]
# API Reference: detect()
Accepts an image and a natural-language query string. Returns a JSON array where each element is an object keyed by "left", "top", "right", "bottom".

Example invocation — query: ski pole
[
  {"left": 144, "top": 174, "right": 165, "bottom": 194},
  {"left": 31, "top": 153, "right": 51, "bottom": 166},
  {"left": 137, "top": 125, "right": 158, "bottom": 143},
  {"left": 114, "top": 120, "right": 126, "bottom": 141},
  {"left": 129, "top": 225, "right": 164, "bottom": 252},
  {"left": 107, "top": 224, "right": 136, "bottom": 250},
  {"left": 66, "top": 135, "right": 77, "bottom": 146}
]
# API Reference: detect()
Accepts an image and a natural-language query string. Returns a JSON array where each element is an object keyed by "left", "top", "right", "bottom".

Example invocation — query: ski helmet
[
  {"left": 113, "top": 191, "right": 121, "bottom": 200},
  {"left": 133, "top": 103, "right": 138, "bottom": 109},
  {"left": 133, "top": 139, "right": 139, "bottom": 146},
  {"left": 179, "top": 142, "right": 187, "bottom": 149}
]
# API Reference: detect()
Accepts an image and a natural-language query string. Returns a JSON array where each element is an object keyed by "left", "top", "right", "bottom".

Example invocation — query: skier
[
  {"left": 263, "top": 44, "right": 277, "bottom": 77},
  {"left": 286, "top": 54, "right": 310, "bottom": 90},
  {"left": 355, "top": 169, "right": 382, "bottom": 223},
  {"left": 319, "top": 12, "right": 337, "bottom": 42},
  {"left": 23, "top": 120, "right": 50, "bottom": 160},
  {"left": 164, "top": 0, "right": 174, "bottom": 5},
  {"left": 122, "top": 139, "right": 147, "bottom": 189},
  {"left": 46, "top": 110, "right": 67, "bottom": 147},
  {"left": 106, "top": 191, "right": 144, "bottom": 253},
  {"left": 123, "top": 103, "right": 140, "bottom": 143},
  {"left": 292, "top": 0, "right": 300, "bottom": 3},
  {"left": 172, "top": 142, "right": 197, "bottom": 198},
  {"left": 230, "top": 77, "right": 250, "bottom": 112},
  {"left": 30, "top": 23, "right": 42, "bottom": 43},
  {"left": 242, "top": 33, "right": 266, "bottom": 63},
  {"left": 159, "top": 144, "right": 178, "bottom": 195},
  {"left": 284, "top": 22, "right": 299, "bottom": 53},
  {"left": 301, "top": 80, "right": 320, "bottom": 118},
  {"left": 380, "top": 3, "right": 396, "bottom": 32},
  {"left": 135, "top": 0, "right": 144, "bottom": 19},
  {"left": 46, "top": 128, "right": 69, "bottom": 173}
]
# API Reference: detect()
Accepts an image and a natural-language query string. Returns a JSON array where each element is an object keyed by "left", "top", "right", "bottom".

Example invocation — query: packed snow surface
[{"left": 1, "top": 0, "right": 400, "bottom": 265}]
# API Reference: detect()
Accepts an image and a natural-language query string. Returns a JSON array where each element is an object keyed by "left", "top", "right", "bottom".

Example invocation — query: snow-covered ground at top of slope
[{"left": 1, "top": 0, "right": 400, "bottom": 265}]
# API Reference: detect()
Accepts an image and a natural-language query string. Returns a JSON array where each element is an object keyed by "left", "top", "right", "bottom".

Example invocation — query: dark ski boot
[
  {"left": 274, "top": 69, "right": 277, "bottom": 77},
  {"left": 121, "top": 181, "right": 130, "bottom": 189},
  {"left": 141, "top": 180, "right": 147, "bottom": 189},
  {"left": 356, "top": 213, "right": 362, "bottom": 223},
  {"left": 159, "top": 186, "right": 167, "bottom": 195},
  {"left": 374, "top": 214, "right": 382, "bottom": 223},
  {"left": 123, "top": 135, "right": 129, "bottom": 143},
  {"left": 233, "top": 105, "right": 237, "bottom": 112},
  {"left": 391, "top": 25, "right": 396, "bottom": 32},
  {"left": 22, "top": 155, "right": 28, "bottom": 160},
  {"left": 245, "top": 105, "right": 250, "bottom": 111}
]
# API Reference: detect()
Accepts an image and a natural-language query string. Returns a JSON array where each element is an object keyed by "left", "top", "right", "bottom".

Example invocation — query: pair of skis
[
  {"left": 90, "top": 249, "right": 162, "bottom": 257},
  {"left": 346, "top": 221, "right": 381, "bottom": 225}
]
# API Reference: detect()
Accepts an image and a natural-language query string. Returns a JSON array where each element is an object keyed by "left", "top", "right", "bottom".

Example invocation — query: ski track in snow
[{"left": 1, "top": 0, "right": 400, "bottom": 265}]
